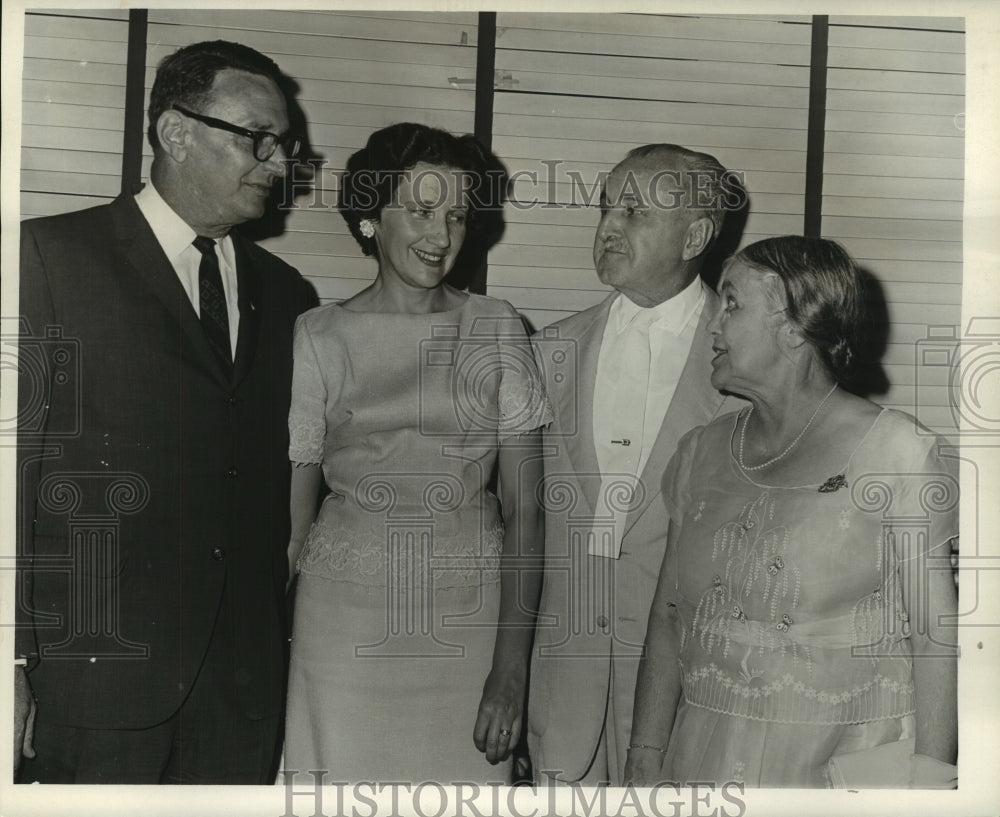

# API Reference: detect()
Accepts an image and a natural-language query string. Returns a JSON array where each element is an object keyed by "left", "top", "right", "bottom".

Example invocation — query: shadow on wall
[
  {"left": 240, "top": 72, "right": 322, "bottom": 244},
  {"left": 700, "top": 175, "right": 750, "bottom": 293},
  {"left": 703, "top": 176, "right": 890, "bottom": 399},
  {"left": 849, "top": 265, "right": 891, "bottom": 399},
  {"left": 447, "top": 144, "right": 511, "bottom": 293}
]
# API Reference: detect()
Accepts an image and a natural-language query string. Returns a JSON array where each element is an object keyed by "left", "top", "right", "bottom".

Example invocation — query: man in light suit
[
  {"left": 14, "top": 40, "right": 317, "bottom": 783},
  {"left": 527, "top": 144, "right": 744, "bottom": 785}
]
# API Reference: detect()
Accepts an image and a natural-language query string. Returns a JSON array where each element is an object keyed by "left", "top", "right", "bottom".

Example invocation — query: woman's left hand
[{"left": 473, "top": 667, "right": 525, "bottom": 764}]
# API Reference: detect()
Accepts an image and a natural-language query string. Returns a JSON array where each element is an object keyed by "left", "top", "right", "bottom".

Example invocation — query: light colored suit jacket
[{"left": 527, "top": 285, "right": 740, "bottom": 783}]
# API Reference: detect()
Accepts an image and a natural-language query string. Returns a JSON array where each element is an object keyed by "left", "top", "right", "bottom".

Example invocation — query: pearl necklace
[{"left": 737, "top": 383, "right": 838, "bottom": 471}]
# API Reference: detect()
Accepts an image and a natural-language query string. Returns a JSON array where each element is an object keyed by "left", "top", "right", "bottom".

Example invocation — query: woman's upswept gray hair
[{"left": 733, "top": 235, "right": 870, "bottom": 385}]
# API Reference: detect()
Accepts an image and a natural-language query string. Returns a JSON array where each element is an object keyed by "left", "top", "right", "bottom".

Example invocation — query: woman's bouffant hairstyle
[
  {"left": 339, "top": 122, "right": 508, "bottom": 257},
  {"left": 734, "top": 236, "right": 870, "bottom": 386}
]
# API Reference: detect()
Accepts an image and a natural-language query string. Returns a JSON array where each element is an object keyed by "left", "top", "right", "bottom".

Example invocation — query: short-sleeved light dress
[
  {"left": 660, "top": 408, "right": 958, "bottom": 787},
  {"left": 283, "top": 293, "right": 551, "bottom": 784}
]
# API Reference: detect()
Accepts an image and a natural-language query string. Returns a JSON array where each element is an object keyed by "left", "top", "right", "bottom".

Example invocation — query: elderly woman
[
  {"left": 283, "top": 123, "right": 550, "bottom": 782},
  {"left": 625, "top": 236, "right": 958, "bottom": 788}
]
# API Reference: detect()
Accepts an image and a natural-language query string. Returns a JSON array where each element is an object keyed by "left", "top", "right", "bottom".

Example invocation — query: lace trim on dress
[
  {"left": 289, "top": 416, "right": 324, "bottom": 464},
  {"left": 297, "top": 518, "right": 504, "bottom": 590},
  {"left": 498, "top": 372, "right": 553, "bottom": 438},
  {"left": 681, "top": 661, "right": 915, "bottom": 725}
]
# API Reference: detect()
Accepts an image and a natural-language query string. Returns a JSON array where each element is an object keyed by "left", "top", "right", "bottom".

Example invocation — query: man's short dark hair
[{"left": 147, "top": 40, "right": 284, "bottom": 151}]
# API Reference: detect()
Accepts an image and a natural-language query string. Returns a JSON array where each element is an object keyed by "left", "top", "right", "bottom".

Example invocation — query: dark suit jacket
[{"left": 17, "top": 193, "right": 317, "bottom": 729}]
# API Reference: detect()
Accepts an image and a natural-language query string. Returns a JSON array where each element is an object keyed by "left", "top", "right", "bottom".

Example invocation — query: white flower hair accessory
[{"left": 359, "top": 219, "right": 376, "bottom": 239}]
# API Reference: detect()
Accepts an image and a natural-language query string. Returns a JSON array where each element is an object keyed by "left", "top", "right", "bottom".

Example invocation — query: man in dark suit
[
  {"left": 528, "top": 144, "right": 744, "bottom": 785},
  {"left": 14, "top": 40, "right": 317, "bottom": 783}
]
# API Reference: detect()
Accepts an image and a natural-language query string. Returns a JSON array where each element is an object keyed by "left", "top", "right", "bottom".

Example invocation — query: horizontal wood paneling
[
  {"left": 823, "top": 16, "right": 964, "bottom": 426},
  {"left": 20, "top": 11, "right": 130, "bottom": 217},
  {"left": 823, "top": 173, "right": 963, "bottom": 201},
  {"left": 826, "top": 67, "right": 963, "bottom": 97},
  {"left": 498, "top": 27, "right": 812, "bottom": 66},
  {"left": 827, "top": 46, "right": 963, "bottom": 75},
  {"left": 17, "top": 10, "right": 966, "bottom": 435},
  {"left": 26, "top": 9, "right": 130, "bottom": 22},
  {"left": 495, "top": 93, "right": 808, "bottom": 131},
  {"left": 24, "top": 34, "right": 129, "bottom": 65},
  {"left": 22, "top": 56, "right": 128, "bottom": 87},
  {"left": 833, "top": 236, "right": 962, "bottom": 264},
  {"left": 20, "top": 168, "right": 120, "bottom": 199},
  {"left": 492, "top": 12, "right": 812, "bottom": 329},
  {"left": 141, "top": 10, "right": 479, "bottom": 304},
  {"left": 496, "top": 49, "right": 810, "bottom": 89},
  {"left": 20, "top": 192, "right": 110, "bottom": 220},
  {"left": 828, "top": 16, "right": 963, "bottom": 31},
  {"left": 499, "top": 70, "right": 811, "bottom": 109},
  {"left": 822, "top": 197, "right": 961, "bottom": 222},
  {"left": 821, "top": 215, "right": 959, "bottom": 243},
  {"left": 495, "top": 115, "right": 807, "bottom": 154},
  {"left": 824, "top": 151, "right": 963, "bottom": 179},
  {"left": 496, "top": 13, "right": 812, "bottom": 45},
  {"left": 147, "top": 9, "right": 478, "bottom": 46}
]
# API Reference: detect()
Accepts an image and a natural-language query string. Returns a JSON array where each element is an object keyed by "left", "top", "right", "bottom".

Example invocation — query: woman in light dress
[
  {"left": 283, "top": 123, "right": 550, "bottom": 783},
  {"left": 626, "top": 236, "right": 958, "bottom": 788}
]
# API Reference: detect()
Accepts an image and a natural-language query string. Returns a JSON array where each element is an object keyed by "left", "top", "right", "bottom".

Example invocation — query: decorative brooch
[{"left": 818, "top": 474, "right": 848, "bottom": 493}]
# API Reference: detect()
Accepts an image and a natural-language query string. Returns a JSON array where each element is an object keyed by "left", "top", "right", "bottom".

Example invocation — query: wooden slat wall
[
  {"left": 822, "top": 16, "right": 964, "bottom": 432},
  {"left": 489, "top": 12, "right": 814, "bottom": 331},
  {"left": 141, "top": 10, "right": 479, "bottom": 303},
  {"left": 20, "top": 9, "right": 130, "bottom": 219},
  {"left": 18, "top": 10, "right": 966, "bottom": 428}
]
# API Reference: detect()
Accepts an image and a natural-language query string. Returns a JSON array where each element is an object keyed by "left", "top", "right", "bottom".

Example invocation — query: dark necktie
[{"left": 192, "top": 235, "right": 233, "bottom": 370}]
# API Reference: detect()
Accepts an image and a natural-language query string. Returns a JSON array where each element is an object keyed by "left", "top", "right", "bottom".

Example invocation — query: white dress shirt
[
  {"left": 589, "top": 276, "right": 706, "bottom": 558},
  {"left": 135, "top": 182, "right": 240, "bottom": 356}
]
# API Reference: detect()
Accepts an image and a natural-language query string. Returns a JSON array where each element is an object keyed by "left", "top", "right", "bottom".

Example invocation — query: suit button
[
  {"left": 228, "top": 394, "right": 237, "bottom": 405},
  {"left": 211, "top": 547, "right": 226, "bottom": 561},
  {"left": 227, "top": 467, "right": 238, "bottom": 478},
  {"left": 596, "top": 615, "right": 609, "bottom": 629}
]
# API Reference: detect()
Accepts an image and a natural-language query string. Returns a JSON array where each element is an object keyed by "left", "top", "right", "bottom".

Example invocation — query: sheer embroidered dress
[{"left": 661, "top": 408, "right": 957, "bottom": 785}]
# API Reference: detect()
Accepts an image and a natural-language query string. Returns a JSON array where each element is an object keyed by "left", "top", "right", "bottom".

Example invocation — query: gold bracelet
[{"left": 628, "top": 743, "right": 667, "bottom": 754}]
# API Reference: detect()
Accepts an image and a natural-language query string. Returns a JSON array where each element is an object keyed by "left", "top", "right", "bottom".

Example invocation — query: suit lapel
[
  {"left": 231, "top": 233, "right": 261, "bottom": 387},
  {"left": 561, "top": 294, "right": 615, "bottom": 516},
  {"left": 623, "top": 287, "right": 725, "bottom": 534},
  {"left": 110, "top": 194, "right": 237, "bottom": 390}
]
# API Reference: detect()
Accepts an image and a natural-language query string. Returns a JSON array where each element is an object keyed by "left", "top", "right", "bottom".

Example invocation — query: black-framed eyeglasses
[{"left": 172, "top": 105, "right": 301, "bottom": 162}]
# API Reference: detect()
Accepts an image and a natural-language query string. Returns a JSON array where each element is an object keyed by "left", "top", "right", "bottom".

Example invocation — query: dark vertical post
[
  {"left": 804, "top": 15, "right": 829, "bottom": 238},
  {"left": 120, "top": 9, "right": 148, "bottom": 195},
  {"left": 469, "top": 12, "right": 498, "bottom": 295}
]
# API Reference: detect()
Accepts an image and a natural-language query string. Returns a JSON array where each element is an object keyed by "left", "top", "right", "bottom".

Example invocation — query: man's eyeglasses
[{"left": 172, "top": 105, "right": 301, "bottom": 162}]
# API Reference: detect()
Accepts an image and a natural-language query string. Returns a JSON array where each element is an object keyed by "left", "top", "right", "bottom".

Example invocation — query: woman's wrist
[{"left": 489, "top": 660, "right": 528, "bottom": 681}]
